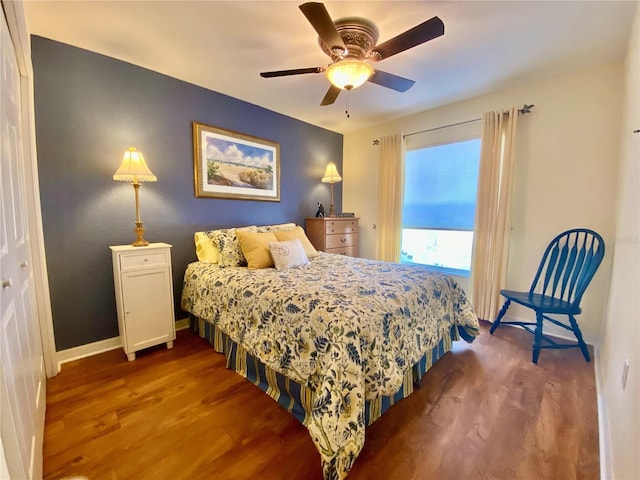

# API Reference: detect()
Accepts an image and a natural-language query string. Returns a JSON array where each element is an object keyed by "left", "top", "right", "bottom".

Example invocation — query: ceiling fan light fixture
[{"left": 325, "top": 60, "right": 373, "bottom": 90}]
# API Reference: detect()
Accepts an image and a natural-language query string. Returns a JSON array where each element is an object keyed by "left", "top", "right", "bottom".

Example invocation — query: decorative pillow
[
  {"left": 236, "top": 230, "right": 278, "bottom": 269},
  {"left": 194, "top": 232, "right": 219, "bottom": 263},
  {"left": 210, "top": 226, "right": 258, "bottom": 267},
  {"left": 269, "top": 239, "right": 309, "bottom": 270},
  {"left": 256, "top": 222, "right": 296, "bottom": 233},
  {"left": 274, "top": 226, "right": 318, "bottom": 258}
]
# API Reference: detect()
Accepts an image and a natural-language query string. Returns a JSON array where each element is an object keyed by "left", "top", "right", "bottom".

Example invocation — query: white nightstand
[{"left": 110, "top": 243, "right": 176, "bottom": 361}]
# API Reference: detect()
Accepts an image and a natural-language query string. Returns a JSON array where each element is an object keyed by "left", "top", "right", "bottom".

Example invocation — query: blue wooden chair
[{"left": 490, "top": 228, "right": 605, "bottom": 364}]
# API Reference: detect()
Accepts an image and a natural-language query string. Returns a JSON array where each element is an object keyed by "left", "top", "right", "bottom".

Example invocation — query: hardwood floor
[{"left": 43, "top": 322, "right": 599, "bottom": 480}]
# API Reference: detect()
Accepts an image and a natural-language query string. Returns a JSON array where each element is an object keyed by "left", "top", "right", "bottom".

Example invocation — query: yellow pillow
[
  {"left": 274, "top": 226, "right": 318, "bottom": 258},
  {"left": 236, "top": 230, "right": 278, "bottom": 269},
  {"left": 194, "top": 232, "right": 219, "bottom": 263}
]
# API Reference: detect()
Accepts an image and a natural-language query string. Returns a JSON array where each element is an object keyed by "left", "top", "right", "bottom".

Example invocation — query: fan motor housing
[{"left": 319, "top": 17, "right": 379, "bottom": 62}]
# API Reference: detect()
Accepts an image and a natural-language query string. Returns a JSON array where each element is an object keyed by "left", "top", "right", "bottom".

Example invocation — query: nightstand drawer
[
  {"left": 325, "top": 232, "right": 358, "bottom": 249},
  {"left": 119, "top": 251, "right": 169, "bottom": 270},
  {"left": 325, "top": 219, "right": 358, "bottom": 235}
]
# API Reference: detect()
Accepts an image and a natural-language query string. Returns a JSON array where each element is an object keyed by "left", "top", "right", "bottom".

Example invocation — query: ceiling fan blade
[
  {"left": 260, "top": 67, "right": 324, "bottom": 78},
  {"left": 371, "top": 16, "right": 444, "bottom": 61},
  {"left": 299, "top": 2, "right": 346, "bottom": 54},
  {"left": 369, "top": 70, "right": 415, "bottom": 92},
  {"left": 320, "top": 85, "right": 341, "bottom": 106}
]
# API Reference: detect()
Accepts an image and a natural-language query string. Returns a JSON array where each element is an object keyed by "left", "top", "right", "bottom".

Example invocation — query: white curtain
[
  {"left": 376, "top": 133, "right": 404, "bottom": 262},
  {"left": 470, "top": 108, "right": 519, "bottom": 322}
]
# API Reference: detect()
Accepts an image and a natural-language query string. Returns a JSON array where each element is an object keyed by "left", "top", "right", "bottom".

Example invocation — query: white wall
[
  {"left": 343, "top": 61, "right": 623, "bottom": 344},
  {"left": 597, "top": 4, "right": 640, "bottom": 479}
]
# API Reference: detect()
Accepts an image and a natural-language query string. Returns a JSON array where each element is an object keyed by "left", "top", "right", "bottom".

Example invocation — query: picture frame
[{"left": 192, "top": 122, "right": 280, "bottom": 201}]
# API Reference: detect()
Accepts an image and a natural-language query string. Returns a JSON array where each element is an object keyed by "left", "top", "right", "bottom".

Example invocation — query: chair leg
[
  {"left": 569, "top": 314, "right": 591, "bottom": 362},
  {"left": 532, "top": 311, "right": 544, "bottom": 364},
  {"left": 490, "top": 299, "right": 511, "bottom": 334}
]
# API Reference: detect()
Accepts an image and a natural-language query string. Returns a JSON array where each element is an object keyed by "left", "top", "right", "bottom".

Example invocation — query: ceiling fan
[{"left": 260, "top": 2, "right": 445, "bottom": 106}]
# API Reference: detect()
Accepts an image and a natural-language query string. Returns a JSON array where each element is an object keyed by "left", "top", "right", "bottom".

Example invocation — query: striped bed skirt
[{"left": 190, "top": 315, "right": 473, "bottom": 427}]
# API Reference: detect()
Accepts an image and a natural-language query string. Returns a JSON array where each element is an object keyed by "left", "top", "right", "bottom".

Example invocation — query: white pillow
[
  {"left": 268, "top": 239, "right": 309, "bottom": 270},
  {"left": 273, "top": 226, "right": 318, "bottom": 258}
]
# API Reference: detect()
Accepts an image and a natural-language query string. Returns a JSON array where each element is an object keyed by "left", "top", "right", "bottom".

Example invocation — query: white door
[{"left": 0, "top": 8, "right": 46, "bottom": 480}]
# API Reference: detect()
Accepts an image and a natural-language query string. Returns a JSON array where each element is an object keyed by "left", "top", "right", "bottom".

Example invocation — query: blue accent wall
[{"left": 31, "top": 36, "right": 343, "bottom": 350}]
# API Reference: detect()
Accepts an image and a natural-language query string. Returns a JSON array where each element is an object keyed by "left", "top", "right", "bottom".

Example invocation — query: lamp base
[
  {"left": 132, "top": 222, "right": 149, "bottom": 247},
  {"left": 328, "top": 203, "right": 336, "bottom": 217}
]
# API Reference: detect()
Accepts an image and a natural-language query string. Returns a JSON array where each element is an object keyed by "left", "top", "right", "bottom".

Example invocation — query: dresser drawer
[
  {"left": 324, "top": 219, "right": 358, "bottom": 235},
  {"left": 119, "top": 250, "right": 169, "bottom": 270},
  {"left": 327, "top": 245, "right": 359, "bottom": 257},
  {"left": 325, "top": 232, "right": 358, "bottom": 249}
]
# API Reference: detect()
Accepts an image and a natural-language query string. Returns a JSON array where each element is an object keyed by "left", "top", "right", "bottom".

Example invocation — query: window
[{"left": 401, "top": 138, "right": 481, "bottom": 274}]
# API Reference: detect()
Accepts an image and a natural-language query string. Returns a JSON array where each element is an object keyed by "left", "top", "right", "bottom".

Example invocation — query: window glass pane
[
  {"left": 401, "top": 229, "right": 474, "bottom": 271},
  {"left": 402, "top": 138, "right": 481, "bottom": 230},
  {"left": 401, "top": 138, "right": 481, "bottom": 272}
]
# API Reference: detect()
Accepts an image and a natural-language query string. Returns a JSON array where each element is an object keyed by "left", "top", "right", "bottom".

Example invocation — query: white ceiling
[{"left": 24, "top": 1, "right": 636, "bottom": 134}]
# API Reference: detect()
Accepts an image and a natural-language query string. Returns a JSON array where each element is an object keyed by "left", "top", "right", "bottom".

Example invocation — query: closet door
[{"left": 0, "top": 9, "right": 46, "bottom": 480}]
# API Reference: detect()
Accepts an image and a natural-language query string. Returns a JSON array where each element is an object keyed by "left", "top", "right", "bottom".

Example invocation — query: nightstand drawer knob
[
  {"left": 2, "top": 279, "right": 12, "bottom": 289},
  {"left": 20, "top": 261, "right": 29, "bottom": 269}
]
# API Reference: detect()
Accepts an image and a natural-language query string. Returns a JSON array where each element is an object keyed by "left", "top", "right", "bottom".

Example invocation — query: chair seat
[{"left": 500, "top": 289, "right": 582, "bottom": 315}]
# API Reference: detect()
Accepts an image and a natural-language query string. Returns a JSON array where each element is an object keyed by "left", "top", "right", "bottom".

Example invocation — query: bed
[{"left": 181, "top": 225, "right": 479, "bottom": 479}]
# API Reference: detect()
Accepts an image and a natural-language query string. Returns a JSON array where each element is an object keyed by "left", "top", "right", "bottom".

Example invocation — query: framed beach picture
[{"left": 192, "top": 122, "right": 280, "bottom": 201}]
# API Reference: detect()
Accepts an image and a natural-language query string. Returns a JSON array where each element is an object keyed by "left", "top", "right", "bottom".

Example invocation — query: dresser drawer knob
[
  {"left": 2, "top": 279, "right": 12, "bottom": 289},
  {"left": 340, "top": 238, "right": 346, "bottom": 243}
]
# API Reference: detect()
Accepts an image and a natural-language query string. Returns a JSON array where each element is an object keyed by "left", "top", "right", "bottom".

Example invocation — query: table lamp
[
  {"left": 321, "top": 162, "right": 342, "bottom": 217},
  {"left": 113, "top": 147, "right": 157, "bottom": 246}
]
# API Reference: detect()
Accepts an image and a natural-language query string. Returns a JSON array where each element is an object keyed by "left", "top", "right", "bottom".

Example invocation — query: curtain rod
[{"left": 372, "top": 104, "right": 535, "bottom": 145}]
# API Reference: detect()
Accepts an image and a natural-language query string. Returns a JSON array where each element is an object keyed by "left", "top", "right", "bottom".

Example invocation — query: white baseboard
[
  {"left": 175, "top": 317, "right": 191, "bottom": 331},
  {"left": 56, "top": 318, "right": 191, "bottom": 368},
  {"left": 594, "top": 345, "right": 612, "bottom": 480},
  {"left": 500, "top": 315, "right": 595, "bottom": 345},
  {"left": 56, "top": 336, "right": 122, "bottom": 369}
]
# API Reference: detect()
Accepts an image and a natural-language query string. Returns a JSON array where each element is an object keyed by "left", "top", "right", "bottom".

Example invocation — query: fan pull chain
[{"left": 345, "top": 91, "right": 350, "bottom": 118}]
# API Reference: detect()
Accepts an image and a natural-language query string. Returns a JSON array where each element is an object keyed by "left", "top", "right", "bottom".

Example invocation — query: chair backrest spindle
[{"left": 529, "top": 229, "right": 604, "bottom": 308}]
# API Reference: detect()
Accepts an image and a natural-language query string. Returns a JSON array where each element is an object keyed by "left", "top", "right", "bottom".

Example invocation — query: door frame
[{"left": 3, "top": 0, "right": 59, "bottom": 377}]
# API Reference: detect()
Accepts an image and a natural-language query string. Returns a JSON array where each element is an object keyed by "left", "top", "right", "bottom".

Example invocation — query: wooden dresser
[{"left": 306, "top": 217, "right": 359, "bottom": 257}]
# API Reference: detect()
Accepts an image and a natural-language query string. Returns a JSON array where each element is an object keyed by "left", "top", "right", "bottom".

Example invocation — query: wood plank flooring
[{"left": 43, "top": 321, "right": 599, "bottom": 480}]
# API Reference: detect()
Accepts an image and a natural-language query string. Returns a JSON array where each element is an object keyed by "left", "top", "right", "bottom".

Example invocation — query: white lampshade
[
  {"left": 325, "top": 60, "right": 374, "bottom": 90},
  {"left": 322, "top": 162, "right": 342, "bottom": 184},
  {"left": 113, "top": 147, "right": 157, "bottom": 182}
]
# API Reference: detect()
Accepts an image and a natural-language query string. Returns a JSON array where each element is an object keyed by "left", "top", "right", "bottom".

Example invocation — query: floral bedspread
[{"left": 182, "top": 253, "right": 479, "bottom": 479}]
